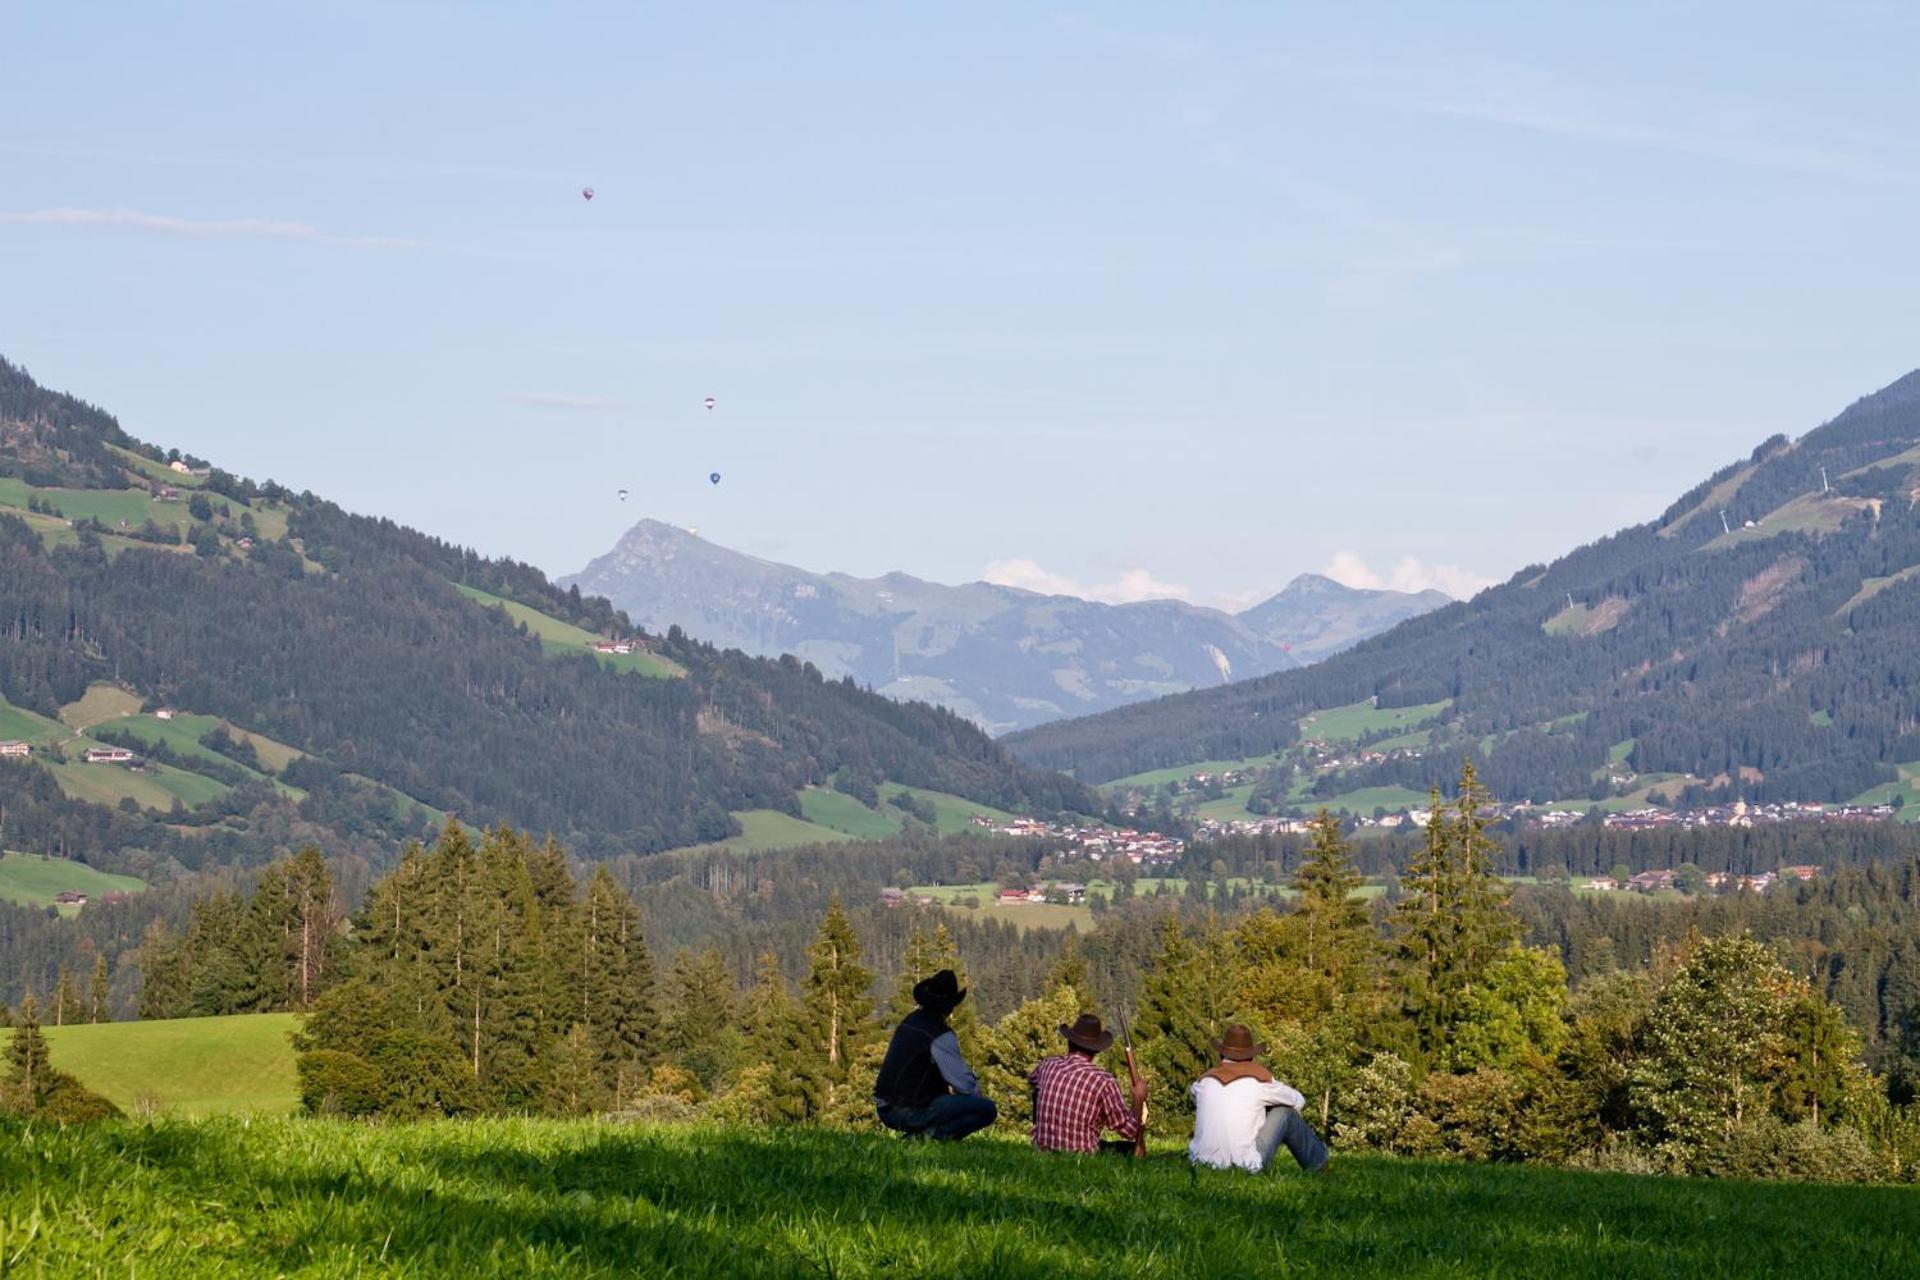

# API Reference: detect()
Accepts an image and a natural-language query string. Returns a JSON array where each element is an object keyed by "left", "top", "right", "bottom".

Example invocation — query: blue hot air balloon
[{"left": 709, "top": 472, "right": 722, "bottom": 485}]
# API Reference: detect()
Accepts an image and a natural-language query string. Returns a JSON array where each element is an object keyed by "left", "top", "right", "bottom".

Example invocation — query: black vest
[{"left": 874, "top": 1008, "right": 951, "bottom": 1110}]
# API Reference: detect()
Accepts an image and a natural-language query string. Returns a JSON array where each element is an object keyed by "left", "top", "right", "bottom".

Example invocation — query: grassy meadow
[
  {"left": 0, "top": 852, "right": 145, "bottom": 915},
  {"left": 455, "top": 584, "right": 684, "bottom": 678},
  {"left": 2, "top": 1116, "right": 1917, "bottom": 1278},
  {"left": 4, "top": 1013, "right": 302, "bottom": 1117}
]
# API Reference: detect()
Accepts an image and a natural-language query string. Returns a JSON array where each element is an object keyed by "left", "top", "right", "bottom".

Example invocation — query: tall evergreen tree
[
  {"left": 800, "top": 896, "right": 875, "bottom": 1118},
  {"left": 661, "top": 949, "right": 742, "bottom": 1092},
  {"left": 2, "top": 993, "right": 52, "bottom": 1111},
  {"left": 579, "top": 865, "right": 656, "bottom": 1100},
  {"left": 88, "top": 952, "right": 109, "bottom": 1024}
]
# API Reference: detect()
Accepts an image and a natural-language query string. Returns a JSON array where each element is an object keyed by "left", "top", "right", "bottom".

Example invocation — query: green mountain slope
[
  {"left": 0, "top": 356, "right": 1095, "bottom": 867},
  {"left": 1008, "top": 370, "right": 1920, "bottom": 809}
]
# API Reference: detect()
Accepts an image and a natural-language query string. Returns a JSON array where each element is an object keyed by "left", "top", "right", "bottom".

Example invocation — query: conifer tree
[
  {"left": 661, "top": 949, "right": 741, "bottom": 1092},
  {"left": 579, "top": 866, "right": 656, "bottom": 1099},
  {"left": 801, "top": 896, "right": 875, "bottom": 1117},
  {"left": 1393, "top": 765, "right": 1521, "bottom": 1065},
  {"left": 3, "top": 993, "right": 52, "bottom": 1111},
  {"left": 742, "top": 949, "right": 826, "bottom": 1122},
  {"left": 88, "top": 952, "right": 109, "bottom": 1024},
  {"left": 1293, "top": 810, "right": 1373, "bottom": 990},
  {"left": 52, "top": 966, "right": 80, "bottom": 1027},
  {"left": 283, "top": 845, "right": 337, "bottom": 1010},
  {"left": 1134, "top": 914, "right": 1228, "bottom": 1116}
]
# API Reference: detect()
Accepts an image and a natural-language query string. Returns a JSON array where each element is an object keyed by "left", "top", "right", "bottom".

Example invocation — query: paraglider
[
  {"left": 617, "top": 487, "right": 628, "bottom": 502},
  {"left": 709, "top": 472, "right": 722, "bottom": 485},
  {"left": 703, "top": 396, "right": 716, "bottom": 411},
  {"left": 582, "top": 186, "right": 595, "bottom": 201}
]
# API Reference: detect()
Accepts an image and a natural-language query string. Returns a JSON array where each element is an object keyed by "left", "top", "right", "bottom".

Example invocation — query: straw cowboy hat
[{"left": 1060, "top": 1013, "right": 1115, "bottom": 1053}]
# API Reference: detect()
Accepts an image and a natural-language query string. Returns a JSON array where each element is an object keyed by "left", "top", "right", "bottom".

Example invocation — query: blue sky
[{"left": 6, "top": 2, "right": 1919, "bottom": 607}]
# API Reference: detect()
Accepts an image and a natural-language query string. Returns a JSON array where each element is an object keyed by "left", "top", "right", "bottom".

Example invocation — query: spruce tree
[
  {"left": 3, "top": 993, "right": 52, "bottom": 1111},
  {"left": 1294, "top": 811, "right": 1372, "bottom": 981},
  {"left": 88, "top": 953, "right": 109, "bottom": 1024},
  {"left": 283, "top": 845, "right": 337, "bottom": 1010},
  {"left": 661, "top": 949, "right": 741, "bottom": 1092},
  {"left": 801, "top": 896, "right": 875, "bottom": 1117},
  {"left": 52, "top": 966, "right": 80, "bottom": 1027},
  {"left": 1134, "top": 914, "right": 1224, "bottom": 1117},
  {"left": 579, "top": 866, "right": 656, "bottom": 1100}
]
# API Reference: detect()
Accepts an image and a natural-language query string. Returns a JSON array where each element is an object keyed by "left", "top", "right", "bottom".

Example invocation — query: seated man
[
  {"left": 1188, "top": 1024, "right": 1329, "bottom": 1173},
  {"left": 873, "top": 969, "right": 997, "bottom": 1141},
  {"left": 1028, "top": 1014, "right": 1146, "bottom": 1154}
]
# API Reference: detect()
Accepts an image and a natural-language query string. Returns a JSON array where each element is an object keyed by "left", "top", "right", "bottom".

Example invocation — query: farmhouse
[
  {"left": 995, "top": 888, "right": 1033, "bottom": 905},
  {"left": 53, "top": 891, "right": 88, "bottom": 906},
  {"left": 590, "top": 639, "right": 638, "bottom": 655},
  {"left": 82, "top": 746, "right": 136, "bottom": 764},
  {"left": 0, "top": 740, "right": 30, "bottom": 758},
  {"left": 154, "top": 707, "right": 177, "bottom": 720},
  {"left": 879, "top": 887, "right": 906, "bottom": 908},
  {"left": 1628, "top": 869, "right": 1676, "bottom": 892},
  {"left": 155, "top": 486, "right": 181, "bottom": 501},
  {"left": 1584, "top": 877, "right": 1618, "bottom": 891}
]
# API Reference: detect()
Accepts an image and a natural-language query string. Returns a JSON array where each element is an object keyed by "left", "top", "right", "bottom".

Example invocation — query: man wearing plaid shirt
[{"left": 1028, "top": 1013, "right": 1148, "bottom": 1154}]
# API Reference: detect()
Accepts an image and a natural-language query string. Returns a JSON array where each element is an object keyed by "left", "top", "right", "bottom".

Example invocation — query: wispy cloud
[
  {"left": 504, "top": 391, "right": 628, "bottom": 411},
  {"left": 1323, "top": 550, "right": 1491, "bottom": 600},
  {"left": 0, "top": 207, "right": 419, "bottom": 247},
  {"left": 981, "top": 558, "right": 1193, "bottom": 606}
]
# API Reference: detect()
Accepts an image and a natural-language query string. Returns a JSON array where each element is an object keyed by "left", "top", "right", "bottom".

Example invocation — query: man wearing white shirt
[{"left": 1187, "top": 1024, "right": 1330, "bottom": 1173}]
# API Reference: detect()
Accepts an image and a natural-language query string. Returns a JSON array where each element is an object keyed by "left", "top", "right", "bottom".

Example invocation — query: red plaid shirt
[{"left": 1028, "top": 1053, "right": 1141, "bottom": 1153}]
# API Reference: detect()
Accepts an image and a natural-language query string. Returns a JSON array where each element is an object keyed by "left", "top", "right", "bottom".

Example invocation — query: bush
[
  {"left": 297, "top": 1050, "right": 384, "bottom": 1117},
  {"left": 1703, "top": 1117, "right": 1882, "bottom": 1184}
]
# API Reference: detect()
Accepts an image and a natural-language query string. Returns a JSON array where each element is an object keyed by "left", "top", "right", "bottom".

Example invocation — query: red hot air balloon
[
  {"left": 582, "top": 186, "right": 595, "bottom": 201},
  {"left": 703, "top": 396, "right": 716, "bottom": 411}
]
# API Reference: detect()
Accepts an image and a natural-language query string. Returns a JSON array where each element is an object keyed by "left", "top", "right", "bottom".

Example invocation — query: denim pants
[
  {"left": 877, "top": 1093, "right": 998, "bottom": 1141},
  {"left": 1255, "top": 1104, "right": 1330, "bottom": 1172}
]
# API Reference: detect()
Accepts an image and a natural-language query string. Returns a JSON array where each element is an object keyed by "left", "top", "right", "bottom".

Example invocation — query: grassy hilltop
[{"left": 2, "top": 1118, "right": 1916, "bottom": 1278}]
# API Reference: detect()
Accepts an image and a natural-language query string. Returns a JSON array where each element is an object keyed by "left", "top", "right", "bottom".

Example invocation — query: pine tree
[
  {"left": 661, "top": 949, "right": 741, "bottom": 1092},
  {"left": 742, "top": 950, "right": 825, "bottom": 1122},
  {"left": 2, "top": 993, "right": 52, "bottom": 1111},
  {"left": 1392, "top": 765, "right": 1521, "bottom": 1065},
  {"left": 1289, "top": 810, "right": 1377, "bottom": 1015},
  {"left": 52, "top": 966, "right": 80, "bottom": 1028},
  {"left": 283, "top": 845, "right": 337, "bottom": 1010},
  {"left": 578, "top": 866, "right": 656, "bottom": 1100},
  {"left": 800, "top": 896, "right": 875, "bottom": 1117},
  {"left": 137, "top": 918, "right": 189, "bottom": 1020},
  {"left": 88, "top": 952, "right": 109, "bottom": 1024},
  {"left": 1134, "top": 914, "right": 1227, "bottom": 1117}
]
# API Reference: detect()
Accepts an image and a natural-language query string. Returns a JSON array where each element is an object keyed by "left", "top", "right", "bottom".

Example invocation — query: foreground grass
[{"left": 2, "top": 1119, "right": 1915, "bottom": 1278}]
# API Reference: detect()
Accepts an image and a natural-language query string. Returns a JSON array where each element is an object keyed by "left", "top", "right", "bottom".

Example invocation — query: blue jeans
[
  {"left": 877, "top": 1093, "right": 998, "bottom": 1142},
  {"left": 1256, "top": 1104, "right": 1330, "bottom": 1172}
]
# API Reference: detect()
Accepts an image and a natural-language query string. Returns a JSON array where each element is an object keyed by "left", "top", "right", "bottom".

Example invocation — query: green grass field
[
  {"left": 0, "top": 692, "right": 68, "bottom": 747},
  {"left": 58, "top": 682, "right": 145, "bottom": 732},
  {"left": 883, "top": 785, "right": 1017, "bottom": 834},
  {"left": 719, "top": 809, "right": 857, "bottom": 852},
  {"left": 0, "top": 475, "right": 191, "bottom": 533},
  {"left": 1298, "top": 698, "right": 1451, "bottom": 745},
  {"left": 42, "top": 754, "right": 231, "bottom": 811},
  {"left": 2, "top": 1013, "right": 302, "bottom": 1117},
  {"left": 1850, "top": 762, "right": 1920, "bottom": 812},
  {"left": 455, "top": 585, "right": 684, "bottom": 678},
  {"left": 799, "top": 787, "right": 906, "bottom": 839},
  {"left": 95, "top": 711, "right": 303, "bottom": 796},
  {"left": 1, "top": 1117, "right": 1914, "bottom": 1278},
  {"left": 0, "top": 851, "right": 146, "bottom": 915},
  {"left": 1704, "top": 492, "right": 1872, "bottom": 550},
  {"left": 1106, "top": 755, "right": 1282, "bottom": 791}
]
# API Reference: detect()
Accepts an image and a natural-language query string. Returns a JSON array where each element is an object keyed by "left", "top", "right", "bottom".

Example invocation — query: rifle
[{"left": 1117, "top": 1009, "right": 1147, "bottom": 1159}]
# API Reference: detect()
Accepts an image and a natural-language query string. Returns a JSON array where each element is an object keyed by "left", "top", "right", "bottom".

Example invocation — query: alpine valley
[
  {"left": 562, "top": 520, "right": 1447, "bottom": 734},
  {"left": 0, "top": 356, "right": 1096, "bottom": 884},
  {"left": 1006, "top": 370, "right": 1920, "bottom": 826}
]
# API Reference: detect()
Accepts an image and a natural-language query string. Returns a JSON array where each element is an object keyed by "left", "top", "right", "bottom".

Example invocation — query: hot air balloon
[
  {"left": 617, "top": 487, "right": 628, "bottom": 502},
  {"left": 703, "top": 396, "right": 716, "bottom": 411},
  {"left": 582, "top": 186, "right": 595, "bottom": 201},
  {"left": 709, "top": 472, "right": 722, "bottom": 485}
]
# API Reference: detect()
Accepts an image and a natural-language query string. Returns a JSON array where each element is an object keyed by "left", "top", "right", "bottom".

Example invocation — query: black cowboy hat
[
  {"left": 913, "top": 969, "right": 967, "bottom": 1012},
  {"left": 1215, "top": 1024, "right": 1267, "bottom": 1061},
  {"left": 1060, "top": 1013, "right": 1115, "bottom": 1053}
]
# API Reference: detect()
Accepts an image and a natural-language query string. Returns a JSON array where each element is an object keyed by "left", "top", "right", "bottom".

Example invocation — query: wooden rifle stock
[{"left": 1117, "top": 1010, "right": 1147, "bottom": 1159}]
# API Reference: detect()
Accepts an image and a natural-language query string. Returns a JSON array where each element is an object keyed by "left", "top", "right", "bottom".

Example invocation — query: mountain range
[
  {"left": 0, "top": 356, "right": 1093, "bottom": 878},
  {"left": 561, "top": 520, "right": 1448, "bottom": 734},
  {"left": 1008, "top": 369, "right": 1920, "bottom": 817}
]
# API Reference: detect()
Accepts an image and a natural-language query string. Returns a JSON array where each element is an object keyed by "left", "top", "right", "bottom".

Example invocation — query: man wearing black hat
[
  {"left": 1028, "top": 1014, "right": 1147, "bottom": 1154},
  {"left": 873, "top": 969, "right": 997, "bottom": 1141}
]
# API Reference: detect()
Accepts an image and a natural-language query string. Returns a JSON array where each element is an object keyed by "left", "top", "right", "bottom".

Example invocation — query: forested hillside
[
  {"left": 0, "top": 356, "right": 1094, "bottom": 870},
  {"left": 1009, "top": 370, "right": 1920, "bottom": 808}
]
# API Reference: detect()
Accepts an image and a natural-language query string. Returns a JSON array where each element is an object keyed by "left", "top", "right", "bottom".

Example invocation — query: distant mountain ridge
[
  {"left": 1005, "top": 368, "right": 1920, "bottom": 813},
  {"left": 560, "top": 522, "right": 1447, "bottom": 734}
]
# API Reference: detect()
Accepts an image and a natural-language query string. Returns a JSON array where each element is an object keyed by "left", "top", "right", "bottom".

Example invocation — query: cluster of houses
[
  {"left": 993, "top": 883, "right": 1088, "bottom": 906},
  {"left": 1599, "top": 800, "right": 1896, "bottom": 829},
  {"left": 0, "top": 740, "right": 31, "bottom": 759},
  {"left": 81, "top": 746, "right": 137, "bottom": 765},
  {"left": 1584, "top": 865, "right": 1821, "bottom": 894},
  {"left": 589, "top": 638, "right": 643, "bottom": 655},
  {"left": 967, "top": 815, "right": 1185, "bottom": 867}
]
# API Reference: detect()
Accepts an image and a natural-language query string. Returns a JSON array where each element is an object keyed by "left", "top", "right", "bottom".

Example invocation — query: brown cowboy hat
[
  {"left": 912, "top": 969, "right": 967, "bottom": 1013},
  {"left": 1060, "top": 1013, "right": 1115, "bottom": 1053},
  {"left": 1215, "top": 1024, "right": 1267, "bottom": 1061}
]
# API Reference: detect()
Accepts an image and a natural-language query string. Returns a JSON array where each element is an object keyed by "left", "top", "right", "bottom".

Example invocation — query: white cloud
[
  {"left": 504, "top": 391, "right": 627, "bottom": 411},
  {"left": 981, "top": 558, "right": 1192, "bottom": 605},
  {"left": 1322, "top": 551, "right": 1494, "bottom": 600},
  {"left": 0, "top": 207, "right": 417, "bottom": 247}
]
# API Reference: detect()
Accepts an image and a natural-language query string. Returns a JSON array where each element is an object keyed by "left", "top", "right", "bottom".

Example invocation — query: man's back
[
  {"left": 1029, "top": 1052, "right": 1134, "bottom": 1153},
  {"left": 1188, "top": 1075, "right": 1305, "bottom": 1171}
]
